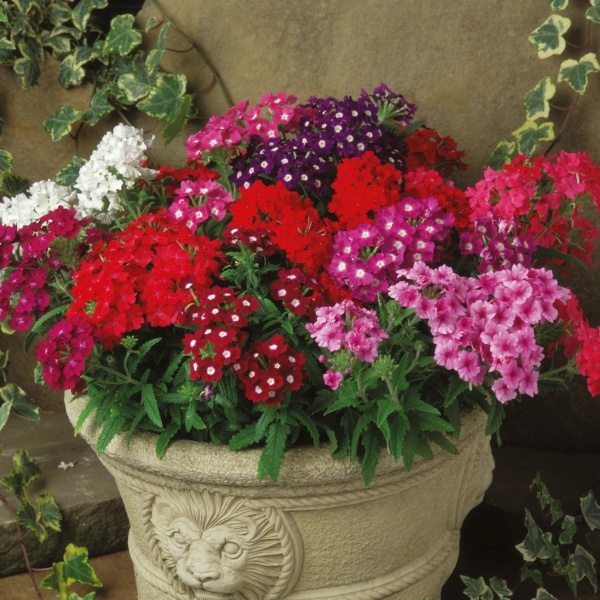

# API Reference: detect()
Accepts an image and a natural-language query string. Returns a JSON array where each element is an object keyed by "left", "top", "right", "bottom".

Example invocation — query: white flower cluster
[
  {"left": 74, "top": 124, "right": 156, "bottom": 221},
  {"left": 0, "top": 180, "right": 76, "bottom": 228}
]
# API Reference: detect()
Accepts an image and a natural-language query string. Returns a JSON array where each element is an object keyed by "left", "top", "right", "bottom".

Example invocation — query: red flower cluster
[
  {"left": 233, "top": 334, "right": 306, "bottom": 404},
  {"left": 576, "top": 324, "right": 600, "bottom": 396},
  {"left": 226, "top": 181, "right": 335, "bottom": 274},
  {"left": 403, "top": 127, "right": 468, "bottom": 178},
  {"left": 149, "top": 164, "right": 221, "bottom": 198},
  {"left": 329, "top": 151, "right": 402, "bottom": 229},
  {"left": 67, "top": 210, "right": 225, "bottom": 348},
  {"left": 183, "top": 287, "right": 260, "bottom": 382}
]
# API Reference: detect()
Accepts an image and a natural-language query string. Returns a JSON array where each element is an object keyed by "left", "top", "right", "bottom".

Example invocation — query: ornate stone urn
[{"left": 65, "top": 393, "right": 494, "bottom": 600}]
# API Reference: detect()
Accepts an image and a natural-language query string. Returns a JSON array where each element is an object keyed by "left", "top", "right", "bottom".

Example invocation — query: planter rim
[{"left": 65, "top": 392, "right": 488, "bottom": 491}]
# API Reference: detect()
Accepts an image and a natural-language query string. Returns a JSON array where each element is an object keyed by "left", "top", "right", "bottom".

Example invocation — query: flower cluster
[{"left": 389, "top": 262, "right": 570, "bottom": 402}]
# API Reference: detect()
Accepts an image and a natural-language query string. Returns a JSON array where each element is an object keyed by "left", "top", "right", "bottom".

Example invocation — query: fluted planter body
[{"left": 65, "top": 394, "right": 494, "bottom": 600}]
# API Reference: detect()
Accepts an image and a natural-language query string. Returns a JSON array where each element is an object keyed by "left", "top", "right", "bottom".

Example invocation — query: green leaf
[
  {"left": 146, "top": 22, "right": 170, "bottom": 74},
  {"left": 155, "top": 423, "right": 179, "bottom": 459},
  {"left": 516, "top": 510, "right": 551, "bottom": 561},
  {"left": 559, "top": 514, "right": 577, "bottom": 544},
  {"left": 586, "top": 0, "right": 600, "bottom": 23},
  {"left": 56, "top": 156, "right": 86, "bottom": 186},
  {"left": 228, "top": 423, "right": 257, "bottom": 450},
  {"left": 524, "top": 76, "right": 556, "bottom": 121},
  {"left": 162, "top": 93, "right": 193, "bottom": 144},
  {"left": 487, "top": 139, "right": 516, "bottom": 170},
  {"left": 137, "top": 73, "right": 187, "bottom": 121},
  {"left": 0, "top": 9, "right": 7, "bottom": 24},
  {"left": 572, "top": 545, "right": 598, "bottom": 591},
  {"left": 0, "top": 399, "right": 11, "bottom": 431},
  {"left": 13, "top": 0, "right": 32, "bottom": 13},
  {"left": 42, "top": 30, "right": 73, "bottom": 58},
  {"left": 444, "top": 378, "right": 469, "bottom": 408},
  {"left": 62, "top": 544, "right": 102, "bottom": 587},
  {"left": 581, "top": 490, "right": 600, "bottom": 530},
  {"left": 83, "top": 89, "right": 113, "bottom": 125},
  {"left": 376, "top": 396, "right": 398, "bottom": 429},
  {"left": 1, "top": 174, "right": 29, "bottom": 197},
  {"left": 460, "top": 575, "right": 493, "bottom": 600},
  {"left": 360, "top": 426, "right": 383, "bottom": 486},
  {"left": 13, "top": 57, "right": 40, "bottom": 90},
  {"left": 15, "top": 500, "right": 48, "bottom": 541},
  {"left": 512, "top": 121, "right": 554, "bottom": 158},
  {"left": 43, "top": 106, "right": 83, "bottom": 142},
  {"left": 529, "top": 14, "right": 571, "bottom": 59},
  {"left": 257, "top": 421, "right": 290, "bottom": 482},
  {"left": 426, "top": 430, "right": 458, "bottom": 454},
  {"left": 550, "top": 0, "right": 569, "bottom": 9},
  {"left": 72, "top": 0, "right": 108, "bottom": 31},
  {"left": 18, "top": 36, "right": 43, "bottom": 62},
  {"left": 58, "top": 53, "right": 86, "bottom": 88},
  {"left": 0, "top": 148, "right": 12, "bottom": 175},
  {"left": 534, "top": 590, "right": 558, "bottom": 600},
  {"left": 558, "top": 52, "right": 600, "bottom": 94},
  {"left": 103, "top": 14, "right": 142, "bottom": 56},
  {"left": 1, "top": 383, "right": 39, "bottom": 421},
  {"left": 116, "top": 71, "right": 154, "bottom": 103},
  {"left": 520, "top": 564, "right": 544, "bottom": 586},
  {"left": 386, "top": 410, "right": 409, "bottom": 461},
  {"left": 48, "top": 1, "right": 73, "bottom": 26},
  {"left": 69, "top": 593, "right": 96, "bottom": 600},
  {"left": 142, "top": 384, "right": 163, "bottom": 428},
  {"left": 96, "top": 414, "right": 125, "bottom": 455},
  {"left": 489, "top": 576, "right": 512, "bottom": 598},
  {"left": 37, "top": 492, "right": 62, "bottom": 533}
]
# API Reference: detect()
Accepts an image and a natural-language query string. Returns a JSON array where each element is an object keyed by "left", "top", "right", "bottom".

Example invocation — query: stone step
[{"left": 0, "top": 407, "right": 128, "bottom": 577}]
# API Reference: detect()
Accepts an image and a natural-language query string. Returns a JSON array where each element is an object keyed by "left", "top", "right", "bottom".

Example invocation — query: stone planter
[{"left": 65, "top": 394, "right": 494, "bottom": 600}]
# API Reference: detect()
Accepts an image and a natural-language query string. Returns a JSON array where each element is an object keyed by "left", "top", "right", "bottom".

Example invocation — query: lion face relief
[{"left": 145, "top": 488, "right": 302, "bottom": 600}]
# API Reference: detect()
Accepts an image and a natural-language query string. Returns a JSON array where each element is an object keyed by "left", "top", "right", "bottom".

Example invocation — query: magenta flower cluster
[
  {"left": 306, "top": 300, "right": 389, "bottom": 390},
  {"left": 327, "top": 196, "right": 454, "bottom": 302},
  {"left": 389, "top": 262, "right": 570, "bottom": 402},
  {"left": 460, "top": 215, "right": 536, "bottom": 271},
  {"left": 168, "top": 179, "right": 233, "bottom": 229}
]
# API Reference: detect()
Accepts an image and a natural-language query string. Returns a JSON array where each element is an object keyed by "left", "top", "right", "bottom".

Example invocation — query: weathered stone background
[{"left": 1, "top": 0, "right": 599, "bottom": 444}]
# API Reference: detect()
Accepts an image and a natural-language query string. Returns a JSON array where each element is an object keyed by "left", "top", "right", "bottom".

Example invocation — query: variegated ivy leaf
[
  {"left": 0, "top": 148, "right": 12, "bottom": 175},
  {"left": 18, "top": 36, "right": 43, "bottom": 62},
  {"left": 48, "top": 0, "right": 72, "bottom": 26},
  {"left": 58, "top": 53, "right": 86, "bottom": 88},
  {"left": 529, "top": 14, "right": 571, "bottom": 59},
  {"left": 572, "top": 545, "right": 598, "bottom": 591},
  {"left": 116, "top": 70, "right": 154, "bottom": 103},
  {"left": 587, "top": 0, "right": 600, "bottom": 23},
  {"left": 558, "top": 52, "right": 600, "bottom": 94},
  {"left": 486, "top": 139, "right": 516, "bottom": 170},
  {"left": 41, "top": 30, "right": 72, "bottom": 58},
  {"left": 550, "top": 0, "right": 569, "bottom": 9},
  {"left": 146, "top": 16, "right": 158, "bottom": 32},
  {"left": 162, "top": 93, "right": 194, "bottom": 144},
  {"left": 146, "top": 22, "right": 170, "bottom": 75},
  {"left": 103, "top": 14, "right": 142, "bottom": 56},
  {"left": 524, "top": 77, "right": 556, "bottom": 121},
  {"left": 55, "top": 156, "right": 86, "bottom": 186},
  {"left": 138, "top": 72, "right": 187, "bottom": 121},
  {"left": 43, "top": 105, "right": 83, "bottom": 141},
  {"left": 41, "top": 544, "right": 102, "bottom": 594},
  {"left": 512, "top": 121, "right": 555, "bottom": 156},
  {"left": 0, "top": 32, "right": 16, "bottom": 59},
  {"left": 83, "top": 89, "right": 113, "bottom": 125},
  {"left": 0, "top": 9, "right": 7, "bottom": 24},
  {"left": 1, "top": 174, "right": 29, "bottom": 197},
  {"left": 581, "top": 491, "right": 600, "bottom": 530},
  {"left": 13, "top": 56, "right": 40, "bottom": 90},
  {"left": 534, "top": 590, "right": 558, "bottom": 600},
  {"left": 72, "top": 0, "right": 108, "bottom": 31},
  {"left": 0, "top": 383, "right": 38, "bottom": 421},
  {"left": 13, "top": 0, "right": 33, "bottom": 14}
]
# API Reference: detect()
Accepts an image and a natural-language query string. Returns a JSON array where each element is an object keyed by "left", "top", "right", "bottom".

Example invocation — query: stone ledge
[{"left": 0, "top": 408, "right": 128, "bottom": 577}]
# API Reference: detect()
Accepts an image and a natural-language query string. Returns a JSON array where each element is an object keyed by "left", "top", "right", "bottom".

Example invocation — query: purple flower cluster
[
  {"left": 388, "top": 262, "right": 570, "bottom": 403},
  {"left": 230, "top": 84, "right": 417, "bottom": 198},
  {"left": 460, "top": 215, "right": 536, "bottom": 272},
  {"left": 327, "top": 197, "right": 454, "bottom": 302},
  {"left": 306, "top": 300, "right": 389, "bottom": 389}
]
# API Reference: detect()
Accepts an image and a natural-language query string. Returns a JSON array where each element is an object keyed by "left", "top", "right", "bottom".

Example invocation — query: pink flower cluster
[
  {"left": 388, "top": 262, "right": 570, "bottom": 403},
  {"left": 184, "top": 93, "right": 306, "bottom": 160},
  {"left": 306, "top": 300, "right": 388, "bottom": 389},
  {"left": 36, "top": 316, "right": 95, "bottom": 393},
  {"left": 327, "top": 197, "right": 454, "bottom": 302},
  {"left": 168, "top": 179, "right": 233, "bottom": 229}
]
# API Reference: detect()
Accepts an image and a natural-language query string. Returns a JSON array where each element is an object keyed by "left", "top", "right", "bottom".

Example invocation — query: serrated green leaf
[
  {"left": 516, "top": 510, "right": 552, "bottom": 561},
  {"left": 257, "top": 421, "right": 290, "bottom": 482},
  {"left": 581, "top": 490, "right": 600, "bottom": 530},
  {"left": 137, "top": 72, "right": 187, "bottom": 121},
  {"left": 72, "top": 0, "right": 108, "bottom": 31},
  {"left": 0, "top": 148, "right": 12, "bottom": 174},
  {"left": 487, "top": 139, "right": 516, "bottom": 170},
  {"left": 558, "top": 52, "right": 600, "bottom": 94},
  {"left": 83, "top": 89, "right": 113, "bottom": 125},
  {"left": 58, "top": 53, "right": 86, "bottom": 88},
  {"left": 1, "top": 383, "right": 39, "bottom": 421},
  {"left": 511, "top": 121, "right": 555, "bottom": 157},
  {"left": 142, "top": 384, "right": 162, "bottom": 428},
  {"left": 146, "top": 22, "right": 170, "bottom": 74},
  {"left": 37, "top": 492, "right": 62, "bottom": 532},
  {"left": 43, "top": 105, "right": 83, "bottom": 141},
  {"left": 96, "top": 414, "right": 125, "bottom": 455},
  {"left": 103, "top": 14, "right": 142, "bottom": 56},
  {"left": 550, "top": 0, "right": 569, "bottom": 9},
  {"left": 386, "top": 410, "right": 409, "bottom": 461},
  {"left": 586, "top": 0, "right": 600, "bottom": 23},
  {"left": 412, "top": 411, "right": 454, "bottom": 433},
  {"left": 56, "top": 156, "right": 86, "bottom": 186},
  {"left": 524, "top": 76, "right": 556, "bottom": 121},
  {"left": 13, "top": 56, "right": 40, "bottom": 90},
  {"left": 572, "top": 544, "right": 598, "bottom": 591},
  {"left": 529, "top": 14, "right": 571, "bottom": 59},
  {"left": 360, "top": 426, "right": 383, "bottom": 486},
  {"left": 228, "top": 423, "right": 257, "bottom": 450},
  {"left": 155, "top": 423, "right": 179, "bottom": 458}
]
